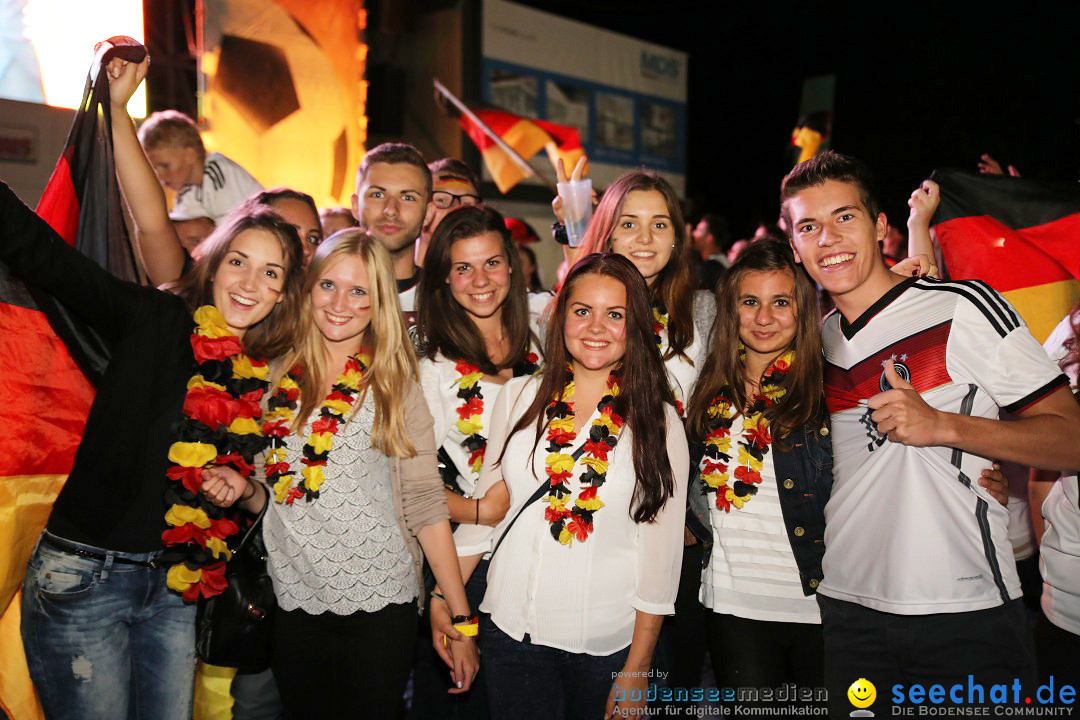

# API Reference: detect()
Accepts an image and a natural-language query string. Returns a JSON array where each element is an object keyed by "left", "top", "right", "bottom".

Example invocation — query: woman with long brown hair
[
  {"left": 561, "top": 168, "right": 715, "bottom": 410},
  {"left": 443, "top": 253, "right": 688, "bottom": 719}
]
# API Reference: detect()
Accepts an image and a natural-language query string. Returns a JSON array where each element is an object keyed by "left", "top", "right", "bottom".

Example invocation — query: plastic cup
[{"left": 557, "top": 178, "right": 593, "bottom": 248}]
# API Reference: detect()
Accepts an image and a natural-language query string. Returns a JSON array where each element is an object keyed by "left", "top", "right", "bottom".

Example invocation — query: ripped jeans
[{"left": 21, "top": 532, "right": 196, "bottom": 720}]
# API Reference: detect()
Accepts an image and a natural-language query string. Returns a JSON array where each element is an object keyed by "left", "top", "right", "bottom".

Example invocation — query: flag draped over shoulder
[
  {"left": 0, "top": 39, "right": 146, "bottom": 720},
  {"left": 457, "top": 107, "right": 583, "bottom": 194},
  {"left": 930, "top": 168, "right": 1080, "bottom": 343}
]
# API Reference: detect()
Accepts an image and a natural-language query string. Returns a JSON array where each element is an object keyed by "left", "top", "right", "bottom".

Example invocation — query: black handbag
[{"left": 195, "top": 492, "right": 276, "bottom": 672}]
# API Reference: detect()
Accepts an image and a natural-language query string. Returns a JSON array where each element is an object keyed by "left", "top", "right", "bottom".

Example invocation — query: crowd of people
[{"left": 4, "top": 42, "right": 1079, "bottom": 720}]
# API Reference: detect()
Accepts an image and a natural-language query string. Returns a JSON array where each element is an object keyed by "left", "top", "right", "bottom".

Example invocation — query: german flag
[
  {"left": 0, "top": 38, "right": 145, "bottom": 720},
  {"left": 930, "top": 168, "right": 1080, "bottom": 343}
]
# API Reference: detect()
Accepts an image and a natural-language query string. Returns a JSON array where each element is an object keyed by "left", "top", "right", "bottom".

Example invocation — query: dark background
[{"left": 515, "top": 1, "right": 1080, "bottom": 239}]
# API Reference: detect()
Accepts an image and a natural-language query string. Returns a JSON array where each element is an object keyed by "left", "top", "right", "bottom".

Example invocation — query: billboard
[{"left": 482, "top": 0, "right": 687, "bottom": 193}]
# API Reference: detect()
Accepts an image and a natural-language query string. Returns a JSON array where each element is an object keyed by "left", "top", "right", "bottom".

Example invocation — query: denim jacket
[{"left": 688, "top": 407, "right": 833, "bottom": 596}]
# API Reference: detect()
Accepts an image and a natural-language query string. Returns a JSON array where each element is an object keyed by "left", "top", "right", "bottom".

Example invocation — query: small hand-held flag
[
  {"left": 0, "top": 38, "right": 146, "bottom": 720},
  {"left": 930, "top": 168, "right": 1080, "bottom": 343}
]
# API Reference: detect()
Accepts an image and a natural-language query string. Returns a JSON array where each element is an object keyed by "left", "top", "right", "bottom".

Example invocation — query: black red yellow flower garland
[
  {"left": 164, "top": 306, "right": 270, "bottom": 602},
  {"left": 543, "top": 370, "right": 624, "bottom": 545},
  {"left": 262, "top": 355, "right": 367, "bottom": 504},
  {"left": 700, "top": 349, "right": 793, "bottom": 512},
  {"left": 453, "top": 351, "right": 540, "bottom": 477}
]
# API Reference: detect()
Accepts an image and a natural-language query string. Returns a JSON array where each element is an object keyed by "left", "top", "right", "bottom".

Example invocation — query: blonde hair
[
  {"left": 276, "top": 229, "right": 418, "bottom": 457},
  {"left": 137, "top": 110, "right": 206, "bottom": 157}
]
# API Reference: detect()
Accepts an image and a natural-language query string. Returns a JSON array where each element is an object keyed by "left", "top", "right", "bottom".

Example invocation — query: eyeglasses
[{"left": 432, "top": 191, "right": 482, "bottom": 209}]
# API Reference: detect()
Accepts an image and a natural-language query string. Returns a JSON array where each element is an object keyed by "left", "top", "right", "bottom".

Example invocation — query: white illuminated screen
[{"left": 1, "top": 0, "right": 146, "bottom": 116}]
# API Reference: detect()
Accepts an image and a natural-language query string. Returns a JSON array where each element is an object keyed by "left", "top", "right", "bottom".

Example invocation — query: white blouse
[
  {"left": 419, "top": 353, "right": 511, "bottom": 497},
  {"left": 454, "top": 375, "right": 689, "bottom": 655},
  {"left": 661, "top": 290, "right": 717, "bottom": 408},
  {"left": 700, "top": 413, "right": 821, "bottom": 624}
]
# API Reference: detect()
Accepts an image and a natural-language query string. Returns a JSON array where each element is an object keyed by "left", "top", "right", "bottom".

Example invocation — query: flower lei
[
  {"left": 700, "top": 349, "right": 793, "bottom": 512},
  {"left": 652, "top": 301, "right": 685, "bottom": 416},
  {"left": 454, "top": 351, "right": 540, "bottom": 476},
  {"left": 262, "top": 354, "right": 367, "bottom": 504},
  {"left": 543, "top": 370, "right": 624, "bottom": 545},
  {"left": 164, "top": 306, "right": 270, "bottom": 602}
]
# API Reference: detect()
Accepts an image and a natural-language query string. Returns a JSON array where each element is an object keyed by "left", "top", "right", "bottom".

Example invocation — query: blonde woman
[{"left": 203, "top": 230, "right": 477, "bottom": 716}]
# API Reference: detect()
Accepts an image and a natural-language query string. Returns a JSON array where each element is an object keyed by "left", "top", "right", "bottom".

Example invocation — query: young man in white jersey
[{"left": 782, "top": 151, "right": 1080, "bottom": 713}]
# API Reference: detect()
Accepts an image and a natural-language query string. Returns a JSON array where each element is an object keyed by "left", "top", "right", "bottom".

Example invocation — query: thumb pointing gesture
[{"left": 883, "top": 359, "right": 913, "bottom": 391}]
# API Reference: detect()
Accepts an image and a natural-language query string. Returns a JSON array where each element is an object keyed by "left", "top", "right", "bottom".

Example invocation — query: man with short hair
[
  {"left": 351, "top": 142, "right": 434, "bottom": 318},
  {"left": 415, "top": 157, "right": 482, "bottom": 268},
  {"left": 782, "top": 151, "right": 1080, "bottom": 712}
]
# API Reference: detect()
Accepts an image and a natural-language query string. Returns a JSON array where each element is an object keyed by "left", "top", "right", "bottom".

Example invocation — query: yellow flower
[
  {"left": 301, "top": 465, "right": 325, "bottom": 492},
  {"left": 279, "top": 375, "right": 300, "bottom": 391},
  {"left": 268, "top": 447, "right": 288, "bottom": 463},
  {"left": 575, "top": 495, "right": 604, "bottom": 512},
  {"left": 232, "top": 354, "right": 269, "bottom": 380},
  {"left": 546, "top": 453, "right": 575, "bottom": 475},
  {"left": 165, "top": 504, "right": 211, "bottom": 529},
  {"left": 594, "top": 415, "right": 620, "bottom": 435},
  {"left": 456, "top": 417, "right": 483, "bottom": 436},
  {"left": 341, "top": 368, "right": 364, "bottom": 388},
  {"left": 470, "top": 456, "right": 484, "bottom": 473},
  {"left": 549, "top": 416, "right": 575, "bottom": 433},
  {"left": 166, "top": 563, "right": 201, "bottom": 592},
  {"left": 608, "top": 379, "right": 621, "bottom": 397},
  {"left": 324, "top": 398, "right": 352, "bottom": 416},
  {"left": 457, "top": 372, "right": 484, "bottom": 389},
  {"left": 194, "top": 306, "right": 232, "bottom": 338},
  {"left": 743, "top": 414, "right": 762, "bottom": 431},
  {"left": 702, "top": 471, "right": 723, "bottom": 489},
  {"left": 737, "top": 445, "right": 754, "bottom": 466},
  {"left": 557, "top": 382, "right": 575, "bottom": 402},
  {"left": 265, "top": 408, "right": 292, "bottom": 422},
  {"left": 168, "top": 441, "right": 218, "bottom": 468},
  {"left": 310, "top": 431, "right": 334, "bottom": 455},
  {"left": 205, "top": 536, "right": 232, "bottom": 561},
  {"left": 228, "top": 417, "right": 261, "bottom": 436},
  {"left": 187, "top": 375, "right": 226, "bottom": 392},
  {"left": 763, "top": 385, "right": 786, "bottom": 402},
  {"left": 273, "top": 475, "right": 293, "bottom": 503},
  {"left": 706, "top": 435, "right": 732, "bottom": 453},
  {"left": 558, "top": 527, "right": 573, "bottom": 546},
  {"left": 579, "top": 456, "right": 608, "bottom": 475},
  {"left": 546, "top": 494, "right": 567, "bottom": 511}
]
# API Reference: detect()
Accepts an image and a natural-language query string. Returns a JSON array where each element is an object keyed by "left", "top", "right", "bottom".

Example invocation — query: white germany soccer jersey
[{"left": 818, "top": 276, "right": 1067, "bottom": 615}]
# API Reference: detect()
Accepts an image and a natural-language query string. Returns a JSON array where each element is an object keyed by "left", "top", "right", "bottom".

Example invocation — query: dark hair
[
  {"left": 574, "top": 169, "right": 695, "bottom": 361},
  {"left": 319, "top": 206, "right": 359, "bottom": 228},
  {"left": 169, "top": 207, "right": 304, "bottom": 359},
  {"left": 517, "top": 243, "right": 544, "bottom": 291},
  {"left": 246, "top": 187, "right": 319, "bottom": 224},
  {"left": 417, "top": 205, "right": 535, "bottom": 373},
  {"left": 699, "top": 212, "right": 732, "bottom": 251},
  {"left": 428, "top": 157, "right": 480, "bottom": 193},
  {"left": 357, "top": 142, "right": 432, "bottom": 200},
  {"left": 501, "top": 253, "right": 675, "bottom": 524},
  {"left": 780, "top": 150, "right": 881, "bottom": 234},
  {"left": 686, "top": 240, "right": 823, "bottom": 444}
]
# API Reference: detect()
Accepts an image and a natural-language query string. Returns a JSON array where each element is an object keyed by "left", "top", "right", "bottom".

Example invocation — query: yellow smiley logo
[{"left": 848, "top": 678, "right": 876, "bottom": 709}]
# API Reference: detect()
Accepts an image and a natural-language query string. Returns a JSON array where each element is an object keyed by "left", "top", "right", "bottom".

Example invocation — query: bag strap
[{"left": 489, "top": 442, "right": 588, "bottom": 560}]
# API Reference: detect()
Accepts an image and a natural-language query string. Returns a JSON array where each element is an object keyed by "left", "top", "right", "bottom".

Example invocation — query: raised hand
[
  {"left": 551, "top": 155, "right": 595, "bottom": 225},
  {"left": 200, "top": 465, "right": 249, "bottom": 507},
  {"left": 103, "top": 36, "right": 148, "bottom": 110},
  {"left": 868, "top": 360, "right": 948, "bottom": 447}
]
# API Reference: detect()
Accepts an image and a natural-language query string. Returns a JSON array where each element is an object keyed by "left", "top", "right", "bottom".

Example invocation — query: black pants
[
  {"left": 272, "top": 601, "right": 417, "bottom": 719},
  {"left": 704, "top": 611, "right": 825, "bottom": 690},
  {"left": 1035, "top": 612, "right": 1080, "bottom": 689},
  {"left": 818, "top": 595, "right": 1036, "bottom": 717}
]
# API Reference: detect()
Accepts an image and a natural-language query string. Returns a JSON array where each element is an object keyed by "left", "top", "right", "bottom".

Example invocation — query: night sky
[{"left": 514, "top": 1, "right": 1080, "bottom": 239}]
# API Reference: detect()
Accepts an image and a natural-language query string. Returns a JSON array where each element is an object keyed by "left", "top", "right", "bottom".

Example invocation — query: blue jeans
[
  {"left": 21, "top": 533, "right": 197, "bottom": 720},
  {"left": 480, "top": 620, "right": 630, "bottom": 720}
]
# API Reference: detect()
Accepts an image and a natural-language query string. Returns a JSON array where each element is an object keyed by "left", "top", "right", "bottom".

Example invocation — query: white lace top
[{"left": 263, "top": 395, "right": 418, "bottom": 615}]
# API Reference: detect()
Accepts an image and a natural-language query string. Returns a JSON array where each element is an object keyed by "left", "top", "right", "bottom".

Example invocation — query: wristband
[
  {"left": 451, "top": 615, "right": 478, "bottom": 637},
  {"left": 430, "top": 590, "right": 445, "bottom": 603},
  {"left": 240, "top": 481, "right": 257, "bottom": 502},
  {"left": 475, "top": 498, "right": 480, "bottom": 525}
]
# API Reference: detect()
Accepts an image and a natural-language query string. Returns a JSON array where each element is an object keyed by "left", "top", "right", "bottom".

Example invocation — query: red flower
[
  {"left": 265, "top": 461, "right": 290, "bottom": 477},
  {"left": 455, "top": 361, "right": 480, "bottom": 375},
  {"left": 456, "top": 397, "right": 483, "bottom": 420},
  {"left": 733, "top": 466, "right": 762, "bottom": 485},
  {"left": 183, "top": 386, "right": 236, "bottom": 429},
  {"left": 715, "top": 493, "right": 732, "bottom": 512},
  {"left": 545, "top": 505, "right": 570, "bottom": 523},
  {"left": 746, "top": 425, "right": 772, "bottom": 449},
  {"left": 206, "top": 516, "right": 240, "bottom": 540},
  {"left": 326, "top": 390, "right": 355, "bottom": 406},
  {"left": 311, "top": 416, "right": 339, "bottom": 435},
  {"left": 578, "top": 486, "right": 598, "bottom": 501},
  {"left": 191, "top": 334, "right": 244, "bottom": 363},
  {"left": 566, "top": 517, "right": 592, "bottom": 542},
  {"left": 468, "top": 448, "right": 484, "bottom": 467},
  {"left": 167, "top": 465, "right": 204, "bottom": 494},
  {"left": 675, "top": 400, "right": 685, "bottom": 417},
  {"left": 582, "top": 439, "right": 609, "bottom": 459},
  {"left": 547, "top": 470, "right": 572, "bottom": 485},
  {"left": 162, "top": 525, "right": 204, "bottom": 546},
  {"left": 262, "top": 420, "right": 290, "bottom": 438}
]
